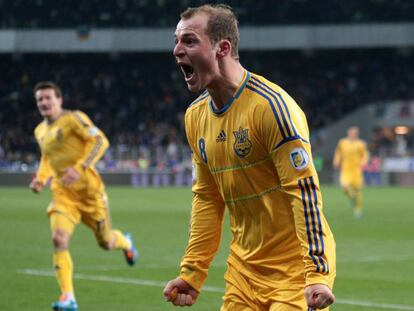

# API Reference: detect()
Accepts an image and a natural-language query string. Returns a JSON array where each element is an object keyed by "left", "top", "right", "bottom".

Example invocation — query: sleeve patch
[
  {"left": 290, "top": 147, "right": 309, "bottom": 170},
  {"left": 88, "top": 126, "right": 99, "bottom": 137}
]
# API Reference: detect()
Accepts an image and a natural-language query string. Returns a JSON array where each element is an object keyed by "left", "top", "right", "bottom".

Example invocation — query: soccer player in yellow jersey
[
  {"left": 164, "top": 4, "right": 336, "bottom": 311},
  {"left": 30, "top": 81, "right": 138, "bottom": 311},
  {"left": 333, "top": 126, "right": 369, "bottom": 218}
]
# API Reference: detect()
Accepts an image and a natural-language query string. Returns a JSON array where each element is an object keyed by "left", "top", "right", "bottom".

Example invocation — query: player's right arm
[
  {"left": 31, "top": 128, "right": 53, "bottom": 193},
  {"left": 332, "top": 141, "right": 342, "bottom": 169},
  {"left": 164, "top": 109, "right": 225, "bottom": 305}
]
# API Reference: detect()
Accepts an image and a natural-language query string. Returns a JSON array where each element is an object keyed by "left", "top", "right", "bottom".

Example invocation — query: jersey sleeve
[
  {"left": 36, "top": 154, "right": 53, "bottom": 184},
  {"left": 259, "top": 89, "right": 336, "bottom": 288},
  {"left": 34, "top": 126, "right": 53, "bottom": 183},
  {"left": 333, "top": 140, "right": 343, "bottom": 168},
  {"left": 70, "top": 111, "right": 109, "bottom": 173},
  {"left": 178, "top": 111, "right": 226, "bottom": 292},
  {"left": 360, "top": 141, "right": 369, "bottom": 166}
]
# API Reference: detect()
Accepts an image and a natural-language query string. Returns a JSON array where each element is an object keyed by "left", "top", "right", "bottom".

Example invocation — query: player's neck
[
  {"left": 46, "top": 109, "right": 64, "bottom": 123},
  {"left": 208, "top": 62, "right": 245, "bottom": 110}
]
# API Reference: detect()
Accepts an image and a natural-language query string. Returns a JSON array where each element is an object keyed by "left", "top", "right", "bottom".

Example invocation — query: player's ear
[{"left": 216, "top": 40, "right": 231, "bottom": 58}]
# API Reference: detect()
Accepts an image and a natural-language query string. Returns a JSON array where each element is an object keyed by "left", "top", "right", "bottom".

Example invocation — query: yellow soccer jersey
[
  {"left": 180, "top": 71, "right": 336, "bottom": 292},
  {"left": 34, "top": 110, "right": 109, "bottom": 185},
  {"left": 334, "top": 138, "right": 369, "bottom": 174}
]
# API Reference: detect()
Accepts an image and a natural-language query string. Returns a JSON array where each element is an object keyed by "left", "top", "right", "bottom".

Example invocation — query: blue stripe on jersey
[
  {"left": 310, "top": 176, "right": 328, "bottom": 272},
  {"left": 272, "top": 135, "right": 309, "bottom": 150},
  {"left": 189, "top": 90, "right": 209, "bottom": 108},
  {"left": 298, "top": 179, "right": 321, "bottom": 272},
  {"left": 250, "top": 76, "right": 297, "bottom": 137},
  {"left": 210, "top": 71, "right": 251, "bottom": 115},
  {"left": 304, "top": 177, "right": 326, "bottom": 272},
  {"left": 246, "top": 84, "right": 287, "bottom": 139}
]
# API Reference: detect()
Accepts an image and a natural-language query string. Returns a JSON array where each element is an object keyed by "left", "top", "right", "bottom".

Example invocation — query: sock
[
  {"left": 112, "top": 230, "right": 131, "bottom": 250},
  {"left": 354, "top": 189, "right": 362, "bottom": 213},
  {"left": 53, "top": 250, "right": 74, "bottom": 295},
  {"left": 62, "top": 292, "right": 75, "bottom": 301}
]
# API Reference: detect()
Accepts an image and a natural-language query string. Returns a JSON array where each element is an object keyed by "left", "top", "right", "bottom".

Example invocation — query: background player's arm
[
  {"left": 360, "top": 141, "right": 369, "bottom": 167},
  {"left": 259, "top": 91, "right": 335, "bottom": 289},
  {"left": 70, "top": 111, "right": 109, "bottom": 174},
  {"left": 332, "top": 142, "right": 342, "bottom": 169}
]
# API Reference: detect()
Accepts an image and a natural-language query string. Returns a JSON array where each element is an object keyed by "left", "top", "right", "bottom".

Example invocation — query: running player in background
[
  {"left": 164, "top": 4, "right": 336, "bottom": 310},
  {"left": 30, "top": 81, "right": 138, "bottom": 311},
  {"left": 333, "top": 126, "right": 369, "bottom": 218}
]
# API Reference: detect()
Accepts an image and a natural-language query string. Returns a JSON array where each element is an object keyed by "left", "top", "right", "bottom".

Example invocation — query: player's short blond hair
[
  {"left": 33, "top": 81, "right": 62, "bottom": 98},
  {"left": 180, "top": 4, "right": 239, "bottom": 59}
]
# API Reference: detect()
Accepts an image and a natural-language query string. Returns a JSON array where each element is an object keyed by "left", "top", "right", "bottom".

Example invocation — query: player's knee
[
  {"left": 52, "top": 230, "right": 69, "bottom": 250},
  {"left": 97, "top": 238, "right": 112, "bottom": 250}
]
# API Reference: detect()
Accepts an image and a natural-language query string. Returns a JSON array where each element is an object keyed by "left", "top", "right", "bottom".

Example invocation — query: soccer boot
[
  {"left": 123, "top": 232, "right": 139, "bottom": 266},
  {"left": 52, "top": 294, "right": 78, "bottom": 311}
]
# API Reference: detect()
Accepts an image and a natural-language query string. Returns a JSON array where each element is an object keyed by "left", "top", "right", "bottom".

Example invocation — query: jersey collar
[{"left": 209, "top": 70, "right": 251, "bottom": 115}]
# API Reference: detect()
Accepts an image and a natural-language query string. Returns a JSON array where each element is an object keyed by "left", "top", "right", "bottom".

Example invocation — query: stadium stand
[
  {"left": 1, "top": 49, "right": 414, "bottom": 170},
  {"left": 1, "top": 0, "right": 413, "bottom": 28}
]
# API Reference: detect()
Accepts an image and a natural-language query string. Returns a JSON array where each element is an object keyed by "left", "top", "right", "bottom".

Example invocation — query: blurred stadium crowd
[
  {"left": 1, "top": 0, "right": 414, "bottom": 173},
  {"left": 1, "top": 0, "right": 413, "bottom": 28}
]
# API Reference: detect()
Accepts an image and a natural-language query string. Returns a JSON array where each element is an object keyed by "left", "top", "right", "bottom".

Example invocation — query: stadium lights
[{"left": 394, "top": 126, "right": 410, "bottom": 135}]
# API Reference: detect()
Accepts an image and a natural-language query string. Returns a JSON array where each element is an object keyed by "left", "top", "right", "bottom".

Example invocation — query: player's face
[
  {"left": 35, "top": 88, "right": 63, "bottom": 120},
  {"left": 173, "top": 13, "right": 219, "bottom": 92},
  {"left": 348, "top": 127, "right": 359, "bottom": 140}
]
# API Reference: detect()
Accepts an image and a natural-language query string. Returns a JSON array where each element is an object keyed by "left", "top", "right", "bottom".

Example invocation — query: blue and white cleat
[
  {"left": 123, "top": 232, "right": 139, "bottom": 266},
  {"left": 52, "top": 294, "right": 78, "bottom": 311}
]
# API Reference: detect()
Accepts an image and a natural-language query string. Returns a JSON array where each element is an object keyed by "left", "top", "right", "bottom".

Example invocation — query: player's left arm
[
  {"left": 258, "top": 89, "right": 336, "bottom": 291},
  {"left": 332, "top": 141, "right": 342, "bottom": 169},
  {"left": 360, "top": 141, "right": 370, "bottom": 167},
  {"left": 70, "top": 110, "right": 109, "bottom": 174}
]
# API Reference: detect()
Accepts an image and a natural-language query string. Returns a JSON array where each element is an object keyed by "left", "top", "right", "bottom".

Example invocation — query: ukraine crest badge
[
  {"left": 233, "top": 127, "right": 252, "bottom": 158},
  {"left": 289, "top": 147, "right": 309, "bottom": 170}
]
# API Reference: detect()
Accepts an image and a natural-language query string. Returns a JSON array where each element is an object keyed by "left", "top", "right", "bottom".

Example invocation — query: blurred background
[
  {"left": 1, "top": 2, "right": 414, "bottom": 311},
  {"left": 1, "top": 0, "right": 413, "bottom": 187}
]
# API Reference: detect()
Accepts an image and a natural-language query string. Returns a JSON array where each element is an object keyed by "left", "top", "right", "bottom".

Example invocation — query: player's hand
[
  {"left": 61, "top": 167, "right": 81, "bottom": 187},
  {"left": 163, "top": 277, "right": 199, "bottom": 307},
  {"left": 29, "top": 178, "right": 44, "bottom": 193},
  {"left": 305, "top": 284, "right": 335, "bottom": 310}
]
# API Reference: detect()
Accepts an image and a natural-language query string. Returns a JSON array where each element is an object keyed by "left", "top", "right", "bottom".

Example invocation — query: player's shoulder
[
  {"left": 246, "top": 73, "right": 285, "bottom": 98},
  {"left": 246, "top": 72, "right": 297, "bottom": 109},
  {"left": 338, "top": 137, "right": 348, "bottom": 145},
  {"left": 66, "top": 109, "right": 92, "bottom": 126},
  {"left": 185, "top": 90, "right": 210, "bottom": 116},
  {"left": 34, "top": 120, "right": 47, "bottom": 136},
  {"left": 358, "top": 138, "right": 368, "bottom": 147}
]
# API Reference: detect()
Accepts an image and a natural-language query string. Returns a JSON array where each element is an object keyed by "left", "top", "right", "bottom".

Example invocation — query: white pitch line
[
  {"left": 335, "top": 299, "right": 414, "bottom": 311},
  {"left": 338, "top": 255, "right": 414, "bottom": 263},
  {"left": 19, "top": 269, "right": 414, "bottom": 311}
]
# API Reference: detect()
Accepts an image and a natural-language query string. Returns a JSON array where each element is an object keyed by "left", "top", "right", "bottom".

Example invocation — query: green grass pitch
[{"left": 1, "top": 186, "right": 413, "bottom": 310}]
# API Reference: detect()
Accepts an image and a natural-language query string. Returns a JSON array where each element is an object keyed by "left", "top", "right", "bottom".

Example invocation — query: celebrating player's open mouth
[
  {"left": 180, "top": 63, "right": 194, "bottom": 81},
  {"left": 178, "top": 61, "right": 197, "bottom": 87}
]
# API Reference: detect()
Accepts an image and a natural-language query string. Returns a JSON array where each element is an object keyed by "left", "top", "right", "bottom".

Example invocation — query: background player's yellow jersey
[
  {"left": 334, "top": 138, "right": 368, "bottom": 173},
  {"left": 34, "top": 110, "right": 109, "bottom": 185},
  {"left": 180, "top": 71, "right": 336, "bottom": 291}
]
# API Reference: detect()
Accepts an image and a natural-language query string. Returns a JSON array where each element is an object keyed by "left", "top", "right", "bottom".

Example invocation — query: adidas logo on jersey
[{"left": 216, "top": 130, "right": 227, "bottom": 142}]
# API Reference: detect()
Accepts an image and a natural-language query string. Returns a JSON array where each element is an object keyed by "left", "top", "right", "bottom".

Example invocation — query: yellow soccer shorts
[
  {"left": 220, "top": 262, "right": 328, "bottom": 311},
  {"left": 340, "top": 170, "right": 363, "bottom": 189},
  {"left": 47, "top": 178, "right": 113, "bottom": 246}
]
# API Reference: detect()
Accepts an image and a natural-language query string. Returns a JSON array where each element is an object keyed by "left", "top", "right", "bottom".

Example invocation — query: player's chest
[
  {"left": 343, "top": 143, "right": 361, "bottom": 156},
  {"left": 38, "top": 125, "right": 69, "bottom": 153},
  {"left": 194, "top": 116, "right": 265, "bottom": 166}
]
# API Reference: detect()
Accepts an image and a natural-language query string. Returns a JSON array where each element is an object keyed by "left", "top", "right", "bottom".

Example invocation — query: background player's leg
[
  {"left": 82, "top": 202, "right": 138, "bottom": 266},
  {"left": 353, "top": 187, "right": 363, "bottom": 218}
]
